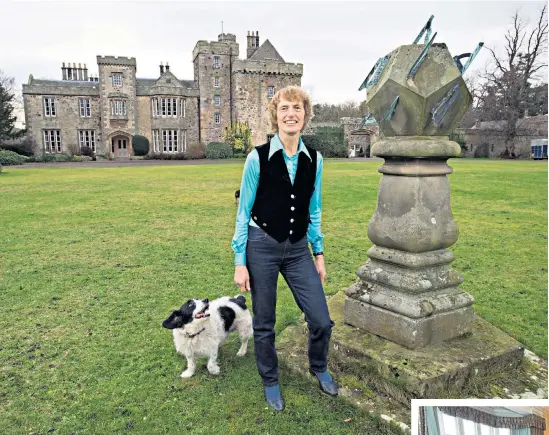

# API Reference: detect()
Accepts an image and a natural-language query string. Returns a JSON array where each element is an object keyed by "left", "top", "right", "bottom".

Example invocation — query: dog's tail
[{"left": 230, "top": 294, "right": 248, "bottom": 310}]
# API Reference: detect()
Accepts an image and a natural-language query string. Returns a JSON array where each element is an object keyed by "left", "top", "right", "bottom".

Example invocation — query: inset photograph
[{"left": 415, "top": 401, "right": 548, "bottom": 435}]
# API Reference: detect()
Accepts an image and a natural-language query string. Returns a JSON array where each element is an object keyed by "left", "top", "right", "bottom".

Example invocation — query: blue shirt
[{"left": 231, "top": 133, "right": 325, "bottom": 266}]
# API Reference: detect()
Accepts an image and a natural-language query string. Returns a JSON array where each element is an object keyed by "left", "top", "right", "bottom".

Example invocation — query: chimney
[
  {"left": 159, "top": 62, "right": 164, "bottom": 75},
  {"left": 83, "top": 63, "right": 88, "bottom": 81},
  {"left": 256, "top": 31, "right": 259, "bottom": 49},
  {"left": 247, "top": 30, "right": 258, "bottom": 58},
  {"left": 165, "top": 62, "right": 170, "bottom": 72},
  {"left": 62, "top": 62, "right": 67, "bottom": 80}
]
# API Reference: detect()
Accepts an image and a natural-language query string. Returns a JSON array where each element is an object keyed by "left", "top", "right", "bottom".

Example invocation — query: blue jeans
[{"left": 246, "top": 225, "right": 334, "bottom": 386}]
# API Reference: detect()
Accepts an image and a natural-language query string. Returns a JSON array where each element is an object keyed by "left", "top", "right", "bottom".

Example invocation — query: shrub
[
  {"left": 0, "top": 163, "right": 3, "bottom": 173},
  {"left": 66, "top": 143, "right": 80, "bottom": 156},
  {"left": 474, "top": 143, "right": 490, "bottom": 158},
  {"left": 302, "top": 129, "right": 348, "bottom": 158},
  {"left": 80, "top": 145, "right": 95, "bottom": 159},
  {"left": 146, "top": 152, "right": 187, "bottom": 160},
  {"left": 27, "top": 154, "right": 72, "bottom": 163},
  {"left": 0, "top": 137, "right": 36, "bottom": 156},
  {"left": 223, "top": 121, "right": 253, "bottom": 154},
  {"left": 71, "top": 156, "right": 93, "bottom": 162},
  {"left": 132, "top": 135, "right": 150, "bottom": 156},
  {"left": 184, "top": 143, "right": 206, "bottom": 160},
  {"left": 0, "top": 149, "right": 28, "bottom": 165},
  {"left": 205, "top": 142, "right": 232, "bottom": 159}
]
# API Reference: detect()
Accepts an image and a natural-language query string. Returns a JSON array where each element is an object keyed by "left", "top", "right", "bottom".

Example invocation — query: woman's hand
[
  {"left": 234, "top": 265, "right": 251, "bottom": 292},
  {"left": 314, "top": 255, "right": 326, "bottom": 284}
]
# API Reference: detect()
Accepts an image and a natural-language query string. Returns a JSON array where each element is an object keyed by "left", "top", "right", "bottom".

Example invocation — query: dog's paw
[
  {"left": 207, "top": 364, "right": 220, "bottom": 375},
  {"left": 180, "top": 370, "right": 194, "bottom": 379},
  {"left": 236, "top": 349, "right": 246, "bottom": 357}
]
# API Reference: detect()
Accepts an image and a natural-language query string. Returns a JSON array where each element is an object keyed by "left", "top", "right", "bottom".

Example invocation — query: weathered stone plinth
[
  {"left": 344, "top": 136, "right": 474, "bottom": 348},
  {"left": 279, "top": 292, "right": 526, "bottom": 404}
]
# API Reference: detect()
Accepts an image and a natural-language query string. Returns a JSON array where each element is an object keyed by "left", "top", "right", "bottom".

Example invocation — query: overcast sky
[{"left": 1, "top": 0, "right": 547, "bottom": 125}]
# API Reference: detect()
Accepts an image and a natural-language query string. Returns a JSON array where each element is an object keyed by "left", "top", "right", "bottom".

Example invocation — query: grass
[{"left": 0, "top": 159, "right": 546, "bottom": 434}]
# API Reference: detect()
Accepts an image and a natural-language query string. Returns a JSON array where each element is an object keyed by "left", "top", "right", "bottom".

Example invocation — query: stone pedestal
[{"left": 344, "top": 136, "right": 474, "bottom": 348}]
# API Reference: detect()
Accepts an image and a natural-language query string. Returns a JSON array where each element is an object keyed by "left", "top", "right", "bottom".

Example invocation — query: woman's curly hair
[{"left": 267, "top": 85, "right": 314, "bottom": 133}]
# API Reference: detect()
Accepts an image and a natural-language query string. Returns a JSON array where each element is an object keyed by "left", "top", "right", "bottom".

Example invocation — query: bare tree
[{"left": 476, "top": 6, "right": 548, "bottom": 157}]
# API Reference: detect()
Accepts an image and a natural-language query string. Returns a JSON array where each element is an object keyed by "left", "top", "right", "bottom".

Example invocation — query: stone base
[
  {"left": 278, "top": 292, "right": 528, "bottom": 406},
  {"left": 344, "top": 297, "right": 474, "bottom": 348}
]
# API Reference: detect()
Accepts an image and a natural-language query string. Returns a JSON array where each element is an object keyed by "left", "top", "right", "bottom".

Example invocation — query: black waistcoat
[{"left": 251, "top": 141, "right": 318, "bottom": 243}]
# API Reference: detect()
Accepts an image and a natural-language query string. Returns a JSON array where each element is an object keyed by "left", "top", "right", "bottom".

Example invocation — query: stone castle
[{"left": 22, "top": 32, "right": 303, "bottom": 157}]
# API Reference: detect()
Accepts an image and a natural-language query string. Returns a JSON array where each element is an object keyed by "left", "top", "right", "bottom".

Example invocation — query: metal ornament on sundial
[{"left": 345, "top": 17, "right": 484, "bottom": 349}]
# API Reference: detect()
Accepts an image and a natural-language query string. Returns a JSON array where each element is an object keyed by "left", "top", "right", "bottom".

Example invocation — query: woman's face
[{"left": 276, "top": 97, "right": 305, "bottom": 135}]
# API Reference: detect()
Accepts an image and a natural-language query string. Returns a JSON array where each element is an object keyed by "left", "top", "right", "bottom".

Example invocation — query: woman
[{"left": 231, "top": 85, "right": 337, "bottom": 412}]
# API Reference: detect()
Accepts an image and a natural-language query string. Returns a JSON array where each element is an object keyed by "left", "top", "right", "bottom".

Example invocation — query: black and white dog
[{"left": 162, "top": 295, "right": 253, "bottom": 378}]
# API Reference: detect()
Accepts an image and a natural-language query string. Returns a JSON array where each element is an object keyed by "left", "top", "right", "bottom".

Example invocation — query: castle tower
[
  {"left": 192, "top": 33, "right": 239, "bottom": 144},
  {"left": 97, "top": 56, "right": 137, "bottom": 158}
]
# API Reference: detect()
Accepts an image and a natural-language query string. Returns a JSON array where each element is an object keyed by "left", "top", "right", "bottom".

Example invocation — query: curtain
[
  {"left": 510, "top": 429, "right": 531, "bottom": 435},
  {"left": 425, "top": 406, "right": 441, "bottom": 435},
  {"left": 439, "top": 407, "right": 545, "bottom": 434}
]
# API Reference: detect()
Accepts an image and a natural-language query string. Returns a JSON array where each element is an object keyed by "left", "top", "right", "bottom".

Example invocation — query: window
[
  {"left": 152, "top": 130, "right": 161, "bottom": 152},
  {"left": 213, "top": 56, "right": 220, "bottom": 68},
  {"left": 79, "top": 98, "right": 91, "bottom": 117},
  {"left": 182, "top": 130, "right": 187, "bottom": 152},
  {"left": 267, "top": 86, "right": 275, "bottom": 99},
  {"left": 214, "top": 113, "right": 221, "bottom": 124},
  {"left": 152, "top": 97, "right": 178, "bottom": 117},
  {"left": 182, "top": 98, "right": 186, "bottom": 117},
  {"left": 214, "top": 77, "right": 220, "bottom": 88},
  {"left": 110, "top": 100, "right": 126, "bottom": 116},
  {"left": 78, "top": 130, "right": 96, "bottom": 152},
  {"left": 214, "top": 95, "right": 221, "bottom": 106},
  {"left": 44, "top": 97, "right": 56, "bottom": 117},
  {"left": 43, "top": 130, "right": 61, "bottom": 153},
  {"left": 112, "top": 73, "right": 122, "bottom": 87},
  {"left": 162, "top": 130, "right": 179, "bottom": 152}
]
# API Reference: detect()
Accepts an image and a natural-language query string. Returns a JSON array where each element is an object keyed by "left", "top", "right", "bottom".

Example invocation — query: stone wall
[
  {"left": 234, "top": 70, "right": 301, "bottom": 145},
  {"left": 22, "top": 79, "right": 101, "bottom": 154},
  {"left": 97, "top": 56, "right": 137, "bottom": 156},
  {"left": 193, "top": 39, "right": 239, "bottom": 145},
  {"left": 456, "top": 115, "right": 548, "bottom": 158}
]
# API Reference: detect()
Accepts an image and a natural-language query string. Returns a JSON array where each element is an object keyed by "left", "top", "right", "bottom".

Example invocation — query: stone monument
[{"left": 344, "top": 16, "right": 484, "bottom": 348}]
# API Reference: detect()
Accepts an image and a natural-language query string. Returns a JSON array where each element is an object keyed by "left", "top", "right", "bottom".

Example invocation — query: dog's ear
[{"left": 162, "top": 310, "right": 184, "bottom": 329}]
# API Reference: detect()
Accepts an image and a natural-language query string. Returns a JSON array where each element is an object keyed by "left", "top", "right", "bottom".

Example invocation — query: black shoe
[
  {"left": 309, "top": 369, "right": 339, "bottom": 396},
  {"left": 264, "top": 385, "right": 285, "bottom": 411}
]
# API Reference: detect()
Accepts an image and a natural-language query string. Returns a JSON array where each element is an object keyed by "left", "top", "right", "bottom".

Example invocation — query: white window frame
[
  {"left": 182, "top": 98, "right": 186, "bottom": 118},
  {"left": 79, "top": 98, "right": 91, "bottom": 117},
  {"left": 152, "top": 97, "right": 178, "bottom": 117},
  {"left": 213, "top": 56, "right": 220, "bottom": 68},
  {"left": 78, "top": 130, "right": 96, "bottom": 152},
  {"left": 152, "top": 130, "right": 160, "bottom": 152},
  {"left": 43, "top": 130, "right": 61, "bottom": 153},
  {"left": 44, "top": 97, "right": 56, "bottom": 117},
  {"left": 214, "top": 113, "right": 221, "bottom": 124},
  {"left": 110, "top": 99, "right": 127, "bottom": 116},
  {"left": 162, "top": 129, "right": 179, "bottom": 153},
  {"left": 267, "top": 86, "right": 275, "bottom": 99},
  {"left": 214, "top": 95, "right": 221, "bottom": 107},
  {"left": 214, "top": 77, "right": 220, "bottom": 88},
  {"left": 182, "top": 129, "right": 187, "bottom": 152},
  {"left": 112, "top": 73, "right": 123, "bottom": 87}
]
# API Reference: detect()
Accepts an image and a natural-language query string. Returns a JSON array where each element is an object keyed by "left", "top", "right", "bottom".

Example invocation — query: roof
[{"left": 248, "top": 39, "right": 285, "bottom": 62}]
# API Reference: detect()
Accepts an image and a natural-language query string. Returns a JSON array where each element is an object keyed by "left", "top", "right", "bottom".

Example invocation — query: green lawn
[{"left": 0, "top": 159, "right": 546, "bottom": 434}]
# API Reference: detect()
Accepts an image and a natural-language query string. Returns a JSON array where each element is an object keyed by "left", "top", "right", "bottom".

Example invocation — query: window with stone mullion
[
  {"left": 79, "top": 98, "right": 91, "bottom": 117},
  {"left": 162, "top": 129, "right": 179, "bottom": 153},
  {"left": 43, "top": 130, "right": 61, "bottom": 153},
  {"left": 44, "top": 97, "right": 56, "bottom": 117}
]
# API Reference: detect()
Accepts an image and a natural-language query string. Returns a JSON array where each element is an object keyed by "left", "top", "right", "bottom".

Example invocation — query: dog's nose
[{"left": 203, "top": 298, "right": 209, "bottom": 304}]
